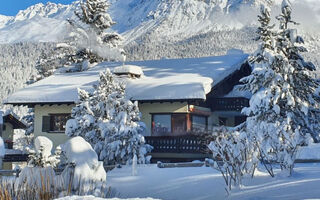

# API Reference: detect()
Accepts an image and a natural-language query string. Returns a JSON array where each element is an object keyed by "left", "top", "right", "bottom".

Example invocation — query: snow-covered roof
[{"left": 5, "top": 53, "right": 248, "bottom": 104}]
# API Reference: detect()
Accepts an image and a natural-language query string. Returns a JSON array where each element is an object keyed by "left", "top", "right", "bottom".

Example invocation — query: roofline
[
  {"left": 4, "top": 102, "right": 75, "bottom": 108},
  {"left": 3, "top": 114, "right": 27, "bottom": 129},
  {"left": 5, "top": 98, "right": 207, "bottom": 107}
]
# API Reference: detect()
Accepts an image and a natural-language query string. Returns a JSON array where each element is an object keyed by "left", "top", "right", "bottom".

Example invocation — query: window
[
  {"left": 192, "top": 115, "right": 207, "bottom": 132},
  {"left": 172, "top": 114, "right": 187, "bottom": 135},
  {"left": 2, "top": 124, "right": 6, "bottom": 131},
  {"left": 152, "top": 114, "right": 188, "bottom": 136},
  {"left": 42, "top": 114, "right": 71, "bottom": 133},
  {"left": 152, "top": 113, "right": 206, "bottom": 136},
  {"left": 152, "top": 114, "right": 171, "bottom": 136}
]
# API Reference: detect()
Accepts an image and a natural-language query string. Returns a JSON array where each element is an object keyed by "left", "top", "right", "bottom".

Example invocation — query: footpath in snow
[{"left": 107, "top": 163, "right": 320, "bottom": 200}]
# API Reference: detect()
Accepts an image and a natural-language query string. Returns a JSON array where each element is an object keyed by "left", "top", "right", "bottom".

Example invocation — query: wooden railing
[
  {"left": 211, "top": 97, "right": 249, "bottom": 111},
  {"left": 3, "top": 154, "right": 29, "bottom": 162},
  {"left": 145, "top": 135, "right": 210, "bottom": 154}
]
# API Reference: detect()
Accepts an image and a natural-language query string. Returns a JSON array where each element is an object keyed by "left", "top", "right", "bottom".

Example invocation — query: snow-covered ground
[
  {"left": 107, "top": 163, "right": 320, "bottom": 200},
  {"left": 56, "top": 197, "right": 158, "bottom": 200}
]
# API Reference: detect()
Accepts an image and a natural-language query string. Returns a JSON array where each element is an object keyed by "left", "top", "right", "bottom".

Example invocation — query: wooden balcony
[
  {"left": 146, "top": 135, "right": 210, "bottom": 154},
  {"left": 210, "top": 97, "right": 249, "bottom": 111}
]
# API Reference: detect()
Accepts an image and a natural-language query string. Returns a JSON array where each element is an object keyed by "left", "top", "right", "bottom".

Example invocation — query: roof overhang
[{"left": 3, "top": 114, "right": 27, "bottom": 129}]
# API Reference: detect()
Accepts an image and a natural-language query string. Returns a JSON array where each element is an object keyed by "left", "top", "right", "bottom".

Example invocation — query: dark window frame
[
  {"left": 190, "top": 114, "right": 208, "bottom": 132},
  {"left": 49, "top": 113, "right": 71, "bottom": 133},
  {"left": 151, "top": 113, "right": 208, "bottom": 136}
]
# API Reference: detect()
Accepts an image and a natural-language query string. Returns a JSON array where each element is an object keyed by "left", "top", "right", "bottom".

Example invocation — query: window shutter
[{"left": 42, "top": 116, "right": 51, "bottom": 132}]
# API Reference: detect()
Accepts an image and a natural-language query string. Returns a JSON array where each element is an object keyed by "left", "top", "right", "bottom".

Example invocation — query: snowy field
[{"left": 107, "top": 163, "right": 320, "bottom": 200}]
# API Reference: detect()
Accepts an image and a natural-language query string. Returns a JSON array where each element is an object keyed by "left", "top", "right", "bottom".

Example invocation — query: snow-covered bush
[
  {"left": 60, "top": 136, "right": 107, "bottom": 194},
  {"left": 28, "top": 136, "right": 61, "bottom": 168},
  {"left": 0, "top": 136, "right": 110, "bottom": 199},
  {"left": 66, "top": 68, "right": 152, "bottom": 165},
  {"left": 208, "top": 127, "right": 258, "bottom": 193},
  {"left": 240, "top": 1, "right": 320, "bottom": 176}
]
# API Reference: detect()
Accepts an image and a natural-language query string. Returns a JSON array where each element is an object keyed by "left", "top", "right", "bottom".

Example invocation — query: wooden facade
[{"left": 146, "top": 62, "right": 252, "bottom": 161}]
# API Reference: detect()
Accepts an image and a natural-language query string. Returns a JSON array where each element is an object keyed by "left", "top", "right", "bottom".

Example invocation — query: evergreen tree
[
  {"left": 275, "top": 0, "right": 320, "bottom": 143},
  {"left": 36, "top": 0, "right": 125, "bottom": 78},
  {"left": 66, "top": 69, "right": 152, "bottom": 165},
  {"left": 241, "top": 1, "right": 320, "bottom": 176},
  {"left": 240, "top": 4, "right": 279, "bottom": 176},
  {"left": 68, "top": 0, "right": 125, "bottom": 64}
]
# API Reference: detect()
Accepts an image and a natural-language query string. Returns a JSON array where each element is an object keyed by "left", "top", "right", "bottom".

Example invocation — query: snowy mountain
[
  {"left": 0, "top": 0, "right": 289, "bottom": 43},
  {"left": 0, "top": 0, "right": 319, "bottom": 45}
]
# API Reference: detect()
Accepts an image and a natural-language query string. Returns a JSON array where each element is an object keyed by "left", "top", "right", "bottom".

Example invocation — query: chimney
[{"left": 113, "top": 65, "right": 143, "bottom": 79}]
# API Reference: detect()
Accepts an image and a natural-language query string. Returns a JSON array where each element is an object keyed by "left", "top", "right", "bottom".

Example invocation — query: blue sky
[{"left": 0, "top": 0, "right": 75, "bottom": 16}]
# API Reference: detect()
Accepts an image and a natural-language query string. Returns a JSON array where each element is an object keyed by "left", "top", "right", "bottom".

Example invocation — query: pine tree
[
  {"left": 66, "top": 69, "right": 152, "bottom": 165},
  {"left": 275, "top": 0, "right": 320, "bottom": 143},
  {"left": 241, "top": 1, "right": 320, "bottom": 176},
  {"left": 68, "top": 0, "right": 125, "bottom": 64},
  {"left": 240, "top": 4, "right": 280, "bottom": 176},
  {"left": 36, "top": 0, "right": 125, "bottom": 78}
]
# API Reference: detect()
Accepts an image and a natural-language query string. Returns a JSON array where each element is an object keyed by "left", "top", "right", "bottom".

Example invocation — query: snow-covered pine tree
[
  {"left": 275, "top": 0, "right": 320, "bottom": 144},
  {"left": 240, "top": 4, "right": 280, "bottom": 177},
  {"left": 68, "top": 0, "right": 125, "bottom": 64},
  {"left": 35, "top": 0, "right": 125, "bottom": 78},
  {"left": 66, "top": 68, "right": 152, "bottom": 165},
  {"left": 241, "top": 1, "right": 320, "bottom": 176}
]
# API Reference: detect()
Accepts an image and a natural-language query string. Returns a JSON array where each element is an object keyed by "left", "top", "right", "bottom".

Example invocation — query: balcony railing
[
  {"left": 145, "top": 135, "right": 210, "bottom": 154},
  {"left": 211, "top": 97, "right": 249, "bottom": 111}
]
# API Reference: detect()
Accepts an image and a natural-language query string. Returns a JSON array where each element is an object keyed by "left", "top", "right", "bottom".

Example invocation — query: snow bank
[
  {"left": 107, "top": 163, "right": 320, "bottom": 200},
  {"left": 296, "top": 143, "right": 320, "bottom": 160},
  {"left": 61, "top": 136, "right": 106, "bottom": 190},
  {"left": 55, "top": 196, "right": 159, "bottom": 200}
]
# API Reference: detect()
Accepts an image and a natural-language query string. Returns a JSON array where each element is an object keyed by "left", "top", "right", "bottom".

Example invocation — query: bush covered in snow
[
  {"left": 66, "top": 69, "right": 152, "bottom": 165},
  {"left": 28, "top": 136, "right": 61, "bottom": 168},
  {"left": 60, "top": 136, "right": 107, "bottom": 193},
  {"left": 208, "top": 127, "right": 258, "bottom": 193},
  {"left": 0, "top": 136, "right": 111, "bottom": 200}
]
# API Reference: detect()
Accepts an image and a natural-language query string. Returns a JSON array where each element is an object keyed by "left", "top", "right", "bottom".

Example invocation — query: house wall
[
  {"left": 33, "top": 102, "right": 241, "bottom": 148},
  {"left": 2, "top": 123, "right": 13, "bottom": 141},
  {"left": 34, "top": 104, "right": 74, "bottom": 148},
  {"left": 139, "top": 102, "right": 189, "bottom": 136}
]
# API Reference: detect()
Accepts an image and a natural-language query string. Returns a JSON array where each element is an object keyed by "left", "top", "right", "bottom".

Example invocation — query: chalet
[
  {"left": 0, "top": 112, "right": 26, "bottom": 149},
  {"left": 0, "top": 111, "right": 27, "bottom": 169},
  {"left": 5, "top": 51, "right": 251, "bottom": 162}
]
